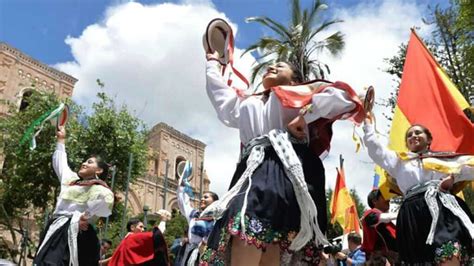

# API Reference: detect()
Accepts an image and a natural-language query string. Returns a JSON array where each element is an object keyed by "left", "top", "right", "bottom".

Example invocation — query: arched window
[
  {"left": 175, "top": 156, "right": 192, "bottom": 180},
  {"left": 19, "top": 90, "right": 33, "bottom": 111}
]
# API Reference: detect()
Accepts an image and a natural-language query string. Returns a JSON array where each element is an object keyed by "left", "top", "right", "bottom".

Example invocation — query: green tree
[
  {"left": 383, "top": 2, "right": 473, "bottom": 116},
  {"left": 0, "top": 85, "right": 147, "bottom": 262},
  {"left": 244, "top": 0, "right": 344, "bottom": 82}
]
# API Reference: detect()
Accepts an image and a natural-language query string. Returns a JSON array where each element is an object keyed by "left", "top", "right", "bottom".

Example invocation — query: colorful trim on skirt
[
  {"left": 434, "top": 241, "right": 469, "bottom": 264},
  {"left": 200, "top": 212, "right": 321, "bottom": 265}
]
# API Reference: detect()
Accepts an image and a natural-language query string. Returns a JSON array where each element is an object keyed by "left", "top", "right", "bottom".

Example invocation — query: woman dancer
[
  {"left": 200, "top": 51, "right": 364, "bottom": 265},
  {"left": 34, "top": 126, "right": 114, "bottom": 266},
  {"left": 177, "top": 161, "right": 219, "bottom": 266},
  {"left": 363, "top": 114, "right": 474, "bottom": 265}
]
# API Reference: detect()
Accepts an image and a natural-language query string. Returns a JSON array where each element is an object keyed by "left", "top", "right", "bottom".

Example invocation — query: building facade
[
  {"left": 0, "top": 42, "right": 77, "bottom": 172},
  {"left": 127, "top": 122, "right": 211, "bottom": 216}
]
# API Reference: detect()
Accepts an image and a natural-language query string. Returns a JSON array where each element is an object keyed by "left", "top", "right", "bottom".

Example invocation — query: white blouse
[
  {"left": 206, "top": 60, "right": 356, "bottom": 144},
  {"left": 363, "top": 123, "right": 474, "bottom": 194},
  {"left": 52, "top": 143, "right": 114, "bottom": 219}
]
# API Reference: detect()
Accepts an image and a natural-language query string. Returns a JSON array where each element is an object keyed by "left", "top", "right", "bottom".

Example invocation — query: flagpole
[
  {"left": 104, "top": 165, "right": 116, "bottom": 238},
  {"left": 120, "top": 153, "right": 133, "bottom": 239}
]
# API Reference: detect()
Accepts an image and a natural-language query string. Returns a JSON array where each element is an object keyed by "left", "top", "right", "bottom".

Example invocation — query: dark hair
[
  {"left": 283, "top": 61, "right": 304, "bottom": 83},
  {"left": 405, "top": 124, "right": 433, "bottom": 143},
  {"left": 203, "top": 191, "right": 219, "bottom": 201},
  {"left": 88, "top": 154, "right": 109, "bottom": 179},
  {"left": 347, "top": 232, "right": 362, "bottom": 245},
  {"left": 367, "top": 189, "right": 381, "bottom": 208},
  {"left": 126, "top": 218, "right": 142, "bottom": 232},
  {"left": 101, "top": 238, "right": 112, "bottom": 246}
]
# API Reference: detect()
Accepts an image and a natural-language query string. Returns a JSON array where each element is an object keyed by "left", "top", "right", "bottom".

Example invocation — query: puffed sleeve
[
  {"left": 454, "top": 156, "right": 474, "bottom": 182},
  {"left": 302, "top": 87, "right": 356, "bottom": 123},
  {"left": 362, "top": 123, "right": 400, "bottom": 177},
  {"left": 86, "top": 187, "right": 114, "bottom": 217},
  {"left": 206, "top": 60, "right": 240, "bottom": 128}
]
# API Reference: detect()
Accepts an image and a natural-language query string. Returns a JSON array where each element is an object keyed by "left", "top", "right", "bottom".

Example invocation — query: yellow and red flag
[
  {"left": 330, "top": 167, "right": 360, "bottom": 234},
  {"left": 378, "top": 30, "right": 474, "bottom": 199}
]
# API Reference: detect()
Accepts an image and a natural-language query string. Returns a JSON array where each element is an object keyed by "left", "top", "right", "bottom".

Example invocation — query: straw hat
[{"left": 203, "top": 18, "right": 233, "bottom": 65}]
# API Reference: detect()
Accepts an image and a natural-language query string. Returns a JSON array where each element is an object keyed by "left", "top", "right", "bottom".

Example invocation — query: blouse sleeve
[
  {"left": 455, "top": 156, "right": 474, "bottom": 182},
  {"left": 206, "top": 60, "right": 241, "bottom": 128},
  {"left": 86, "top": 187, "right": 114, "bottom": 218},
  {"left": 303, "top": 87, "right": 356, "bottom": 123},
  {"left": 52, "top": 143, "right": 76, "bottom": 184},
  {"left": 177, "top": 184, "right": 196, "bottom": 224},
  {"left": 362, "top": 123, "right": 400, "bottom": 177}
]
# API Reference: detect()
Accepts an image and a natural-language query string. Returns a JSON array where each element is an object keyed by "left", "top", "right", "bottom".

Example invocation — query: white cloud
[
  {"left": 55, "top": 1, "right": 255, "bottom": 197},
  {"left": 317, "top": 0, "right": 431, "bottom": 204},
  {"left": 55, "top": 0, "right": 432, "bottom": 207}
]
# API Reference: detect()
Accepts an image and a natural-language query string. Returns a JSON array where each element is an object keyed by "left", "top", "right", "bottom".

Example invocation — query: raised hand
[
  {"left": 364, "top": 111, "right": 373, "bottom": 125},
  {"left": 439, "top": 175, "right": 454, "bottom": 193},
  {"left": 287, "top": 115, "right": 307, "bottom": 140},
  {"left": 206, "top": 50, "right": 220, "bottom": 62},
  {"left": 56, "top": 126, "right": 66, "bottom": 143}
]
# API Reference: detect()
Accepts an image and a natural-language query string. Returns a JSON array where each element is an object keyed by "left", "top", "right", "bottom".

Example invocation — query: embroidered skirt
[
  {"left": 33, "top": 217, "right": 100, "bottom": 266},
  {"left": 200, "top": 143, "right": 326, "bottom": 265},
  {"left": 397, "top": 192, "right": 473, "bottom": 264}
]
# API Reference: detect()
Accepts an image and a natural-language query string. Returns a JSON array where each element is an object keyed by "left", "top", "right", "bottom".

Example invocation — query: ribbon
[
  {"left": 181, "top": 161, "right": 194, "bottom": 200},
  {"left": 20, "top": 103, "right": 66, "bottom": 150}
]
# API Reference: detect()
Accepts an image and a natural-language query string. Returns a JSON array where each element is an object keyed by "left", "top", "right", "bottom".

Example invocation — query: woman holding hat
[
  {"left": 363, "top": 113, "right": 474, "bottom": 265},
  {"left": 33, "top": 126, "right": 114, "bottom": 266},
  {"left": 200, "top": 27, "right": 365, "bottom": 264}
]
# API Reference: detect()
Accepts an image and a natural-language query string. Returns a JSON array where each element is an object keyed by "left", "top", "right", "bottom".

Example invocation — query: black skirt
[
  {"left": 200, "top": 143, "right": 326, "bottom": 265},
  {"left": 397, "top": 192, "right": 473, "bottom": 264},
  {"left": 34, "top": 217, "right": 100, "bottom": 266}
]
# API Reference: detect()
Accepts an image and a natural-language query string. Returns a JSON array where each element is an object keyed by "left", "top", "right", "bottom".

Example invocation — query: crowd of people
[{"left": 29, "top": 44, "right": 474, "bottom": 265}]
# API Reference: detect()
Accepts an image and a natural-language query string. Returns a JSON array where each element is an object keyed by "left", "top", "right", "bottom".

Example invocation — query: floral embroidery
[
  {"left": 200, "top": 212, "right": 321, "bottom": 265},
  {"left": 434, "top": 241, "right": 468, "bottom": 264},
  {"left": 299, "top": 103, "right": 314, "bottom": 116}
]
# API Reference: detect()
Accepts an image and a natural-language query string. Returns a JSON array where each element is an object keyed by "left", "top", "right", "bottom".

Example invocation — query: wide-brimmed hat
[
  {"left": 203, "top": 18, "right": 233, "bottom": 65},
  {"left": 55, "top": 104, "right": 69, "bottom": 130}
]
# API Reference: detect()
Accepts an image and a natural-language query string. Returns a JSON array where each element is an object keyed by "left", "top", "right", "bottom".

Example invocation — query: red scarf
[{"left": 272, "top": 80, "right": 365, "bottom": 157}]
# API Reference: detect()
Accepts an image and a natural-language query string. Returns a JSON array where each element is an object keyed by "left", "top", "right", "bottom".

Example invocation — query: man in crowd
[
  {"left": 335, "top": 232, "right": 366, "bottom": 265},
  {"left": 361, "top": 189, "right": 398, "bottom": 265}
]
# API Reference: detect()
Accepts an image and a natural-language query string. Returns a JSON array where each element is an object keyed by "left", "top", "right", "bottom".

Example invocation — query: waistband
[{"left": 405, "top": 180, "right": 440, "bottom": 199}]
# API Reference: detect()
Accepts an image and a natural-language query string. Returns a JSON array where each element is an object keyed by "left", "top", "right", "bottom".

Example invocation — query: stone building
[
  {"left": 127, "top": 122, "right": 211, "bottom": 216},
  {"left": 0, "top": 42, "right": 77, "bottom": 171}
]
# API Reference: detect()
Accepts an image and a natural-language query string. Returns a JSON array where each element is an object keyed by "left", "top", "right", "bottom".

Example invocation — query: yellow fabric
[
  {"left": 388, "top": 106, "right": 411, "bottom": 152},
  {"left": 331, "top": 187, "right": 354, "bottom": 225},
  {"left": 60, "top": 182, "right": 114, "bottom": 209},
  {"left": 436, "top": 67, "right": 470, "bottom": 109},
  {"left": 422, "top": 156, "right": 474, "bottom": 175},
  {"left": 375, "top": 165, "right": 402, "bottom": 200}
]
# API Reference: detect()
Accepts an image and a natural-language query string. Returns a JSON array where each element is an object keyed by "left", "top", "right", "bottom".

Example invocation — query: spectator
[{"left": 335, "top": 232, "right": 366, "bottom": 265}]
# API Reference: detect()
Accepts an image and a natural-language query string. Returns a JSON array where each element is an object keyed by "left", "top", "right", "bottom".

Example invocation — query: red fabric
[
  {"left": 272, "top": 80, "right": 365, "bottom": 157},
  {"left": 108, "top": 232, "right": 155, "bottom": 265},
  {"left": 361, "top": 209, "right": 397, "bottom": 254},
  {"left": 397, "top": 32, "right": 474, "bottom": 153}
]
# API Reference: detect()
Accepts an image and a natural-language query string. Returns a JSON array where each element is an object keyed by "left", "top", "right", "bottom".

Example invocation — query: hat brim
[
  {"left": 363, "top": 86, "right": 375, "bottom": 112},
  {"left": 203, "top": 18, "right": 232, "bottom": 65},
  {"left": 56, "top": 104, "right": 69, "bottom": 129}
]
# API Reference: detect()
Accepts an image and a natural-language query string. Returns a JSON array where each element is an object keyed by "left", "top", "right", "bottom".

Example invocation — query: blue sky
[
  {"left": 0, "top": 0, "right": 450, "bottom": 200},
  {"left": 1, "top": 0, "right": 445, "bottom": 65}
]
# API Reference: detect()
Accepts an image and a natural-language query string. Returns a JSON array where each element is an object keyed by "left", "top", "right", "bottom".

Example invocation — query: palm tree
[{"left": 244, "top": 0, "right": 344, "bottom": 83}]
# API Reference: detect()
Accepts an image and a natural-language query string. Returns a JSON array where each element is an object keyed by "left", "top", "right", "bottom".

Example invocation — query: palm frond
[
  {"left": 291, "top": 0, "right": 302, "bottom": 27},
  {"left": 246, "top": 16, "right": 292, "bottom": 40},
  {"left": 250, "top": 60, "right": 274, "bottom": 83},
  {"left": 306, "top": 0, "right": 328, "bottom": 28},
  {"left": 323, "top": 31, "right": 345, "bottom": 56},
  {"left": 308, "top": 19, "right": 344, "bottom": 41}
]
